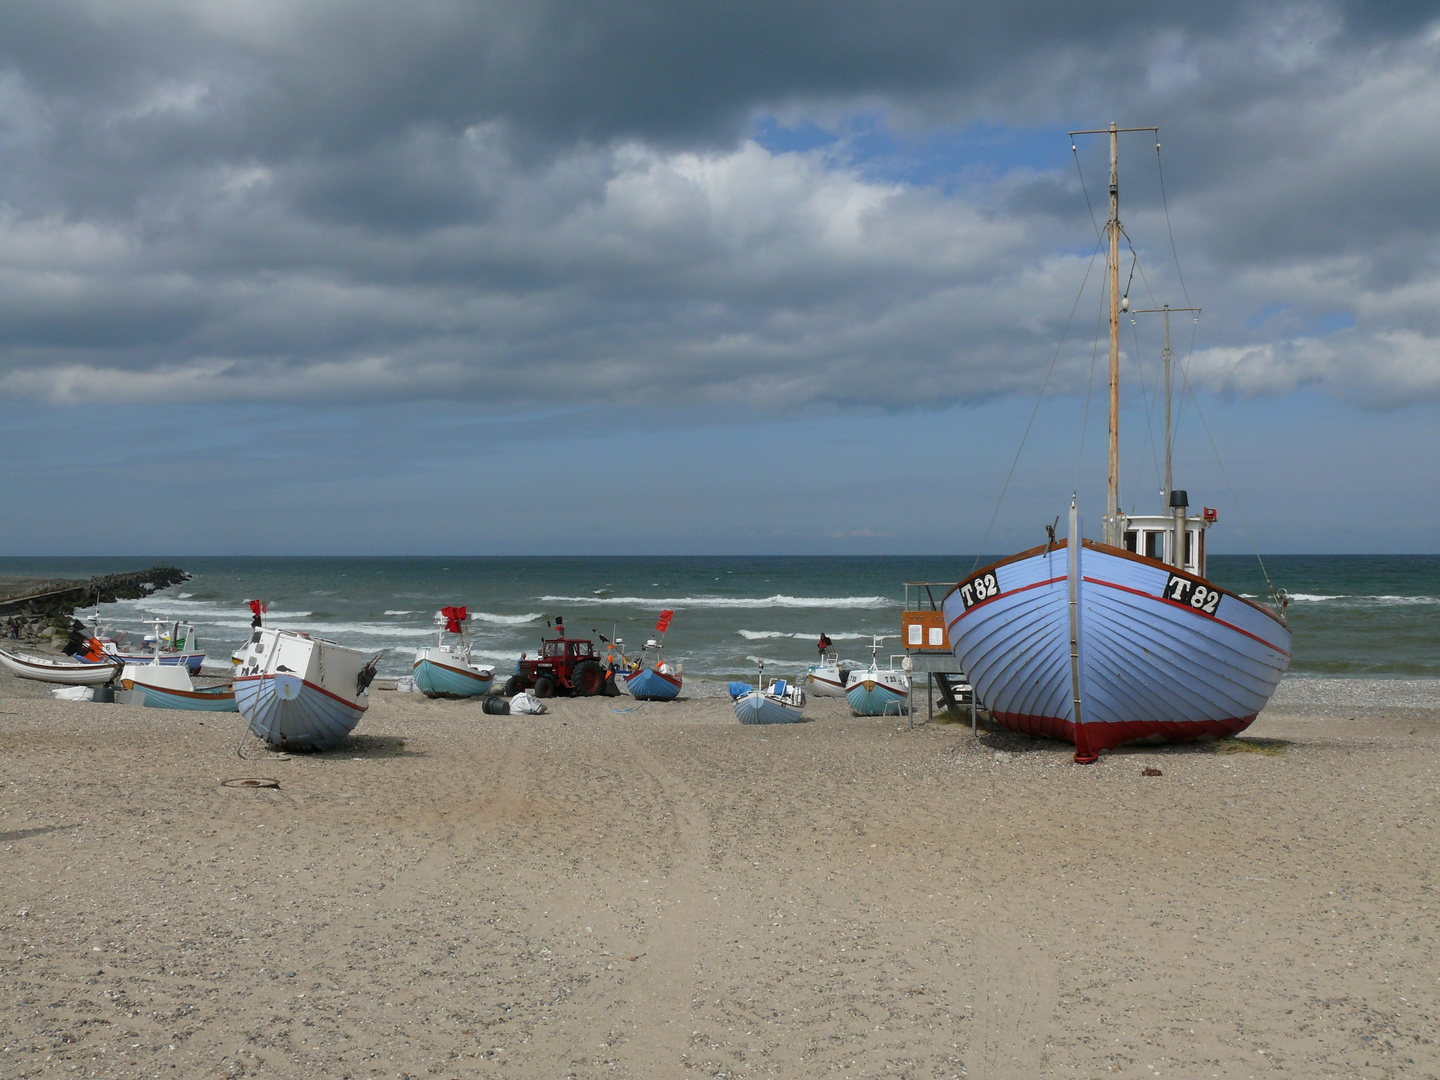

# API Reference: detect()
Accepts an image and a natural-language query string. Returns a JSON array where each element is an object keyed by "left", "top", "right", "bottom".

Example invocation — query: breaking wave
[
  {"left": 1282, "top": 593, "right": 1438, "bottom": 606},
  {"left": 736, "top": 630, "right": 870, "bottom": 641},
  {"left": 536, "top": 594, "right": 896, "bottom": 610},
  {"left": 470, "top": 611, "right": 545, "bottom": 625}
]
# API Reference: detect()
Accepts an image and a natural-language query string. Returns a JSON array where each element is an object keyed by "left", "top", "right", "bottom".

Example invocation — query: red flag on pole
[
  {"left": 655, "top": 609, "right": 674, "bottom": 634},
  {"left": 441, "top": 606, "right": 467, "bottom": 634}
]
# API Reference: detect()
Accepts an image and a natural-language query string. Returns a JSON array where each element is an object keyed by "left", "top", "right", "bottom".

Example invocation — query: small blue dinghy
[
  {"left": 618, "top": 610, "right": 683, "bottom": 701},
  {"left": 732, "top": 661, "right": 806, "bottom": 724}
]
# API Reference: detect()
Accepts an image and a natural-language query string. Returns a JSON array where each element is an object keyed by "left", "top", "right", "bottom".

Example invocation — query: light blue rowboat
[
  {"left": 235, "top": 672, "right": 367, "bottom": 751},
  {"left": 413, "top": 649, "right": 495, "bottom": 698},
  {"left": 733, "top": 679, "right": 806, "bottom": 724},
  {"left": 128, "top": 681, "right": 238, "bottom": 712},
  {"left": 624, "top": 665, "right": 682, "bottom": 701}
]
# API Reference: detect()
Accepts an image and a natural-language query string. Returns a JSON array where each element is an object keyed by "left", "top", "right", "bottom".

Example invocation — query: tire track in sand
[
  {"left": 969, "top": 927, "right": 1058, "bottom": 1076},
  {"left": 610, "top": 728, "right": 713, "bottom": 1076}
]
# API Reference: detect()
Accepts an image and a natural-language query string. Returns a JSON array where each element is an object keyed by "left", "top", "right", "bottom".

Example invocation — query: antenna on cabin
[{"left": 1128, "top": 304, "right": 1202, "bottom": 509}]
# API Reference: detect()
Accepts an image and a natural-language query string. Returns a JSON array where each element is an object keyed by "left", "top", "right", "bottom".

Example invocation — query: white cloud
[{"left": 1, "top": 1, "right": 1439, "bottom": 413}]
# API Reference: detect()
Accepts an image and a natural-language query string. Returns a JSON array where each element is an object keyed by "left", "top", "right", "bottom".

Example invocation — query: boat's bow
[{"left": 942, "top": 538, "right": 1291, "bottom": 753}]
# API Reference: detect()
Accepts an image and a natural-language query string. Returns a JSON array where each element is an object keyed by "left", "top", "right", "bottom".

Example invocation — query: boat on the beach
[
  {"left": 622, "top": 609, "right": 683, "bottom": 701},
  {"left": 233, "top": 623, "right": 381, "bottom": 751},
  {"left": 412, "top": 606, "right": 495, "bottom": 698},
  {"left": 732, "top": 661, "right": 806, "bottom": 724},
  {"left": 0, "top": 646, "right": 120, "bottom": 686},
  {"left": 624, "top": 658, "right": 682, "bottom": 700},
  {"left": 941, "top": 123, "right": 1292, "bottom": 761},
  {"left": 120, "top": 618, "right": 237, "bottom": 711},
  {"left": 845, "top": 637, "right": 911, "bottom": 716},
  {"left": 804, "top": 635, "right": 863, "bottom": 696},
  {"left": 79, "top": 613, "right": 206, "bottom": 673},
  {"left": 122, "top": 664, "right": 237, "bottom": 711}
]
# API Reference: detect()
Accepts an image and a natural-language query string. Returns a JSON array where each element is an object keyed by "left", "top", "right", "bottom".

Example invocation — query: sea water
[{"left": 1, "top": 554, "right": 1435, "bottom": 684}]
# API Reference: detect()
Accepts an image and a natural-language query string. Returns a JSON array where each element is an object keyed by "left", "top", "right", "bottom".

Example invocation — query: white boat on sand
[
  {"left": 0, "top": 647, "right": 120, "bottom": 686},
  {"left": 233, "top": 623, "right": 381, "bottom": 752},
  {"left": 121, "top": 619, "right": 236, "bottom": 712}
]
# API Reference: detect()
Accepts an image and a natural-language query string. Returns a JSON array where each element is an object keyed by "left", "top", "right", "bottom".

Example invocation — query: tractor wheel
[
  {"left": 533, "top": 675, "right": 556, "bottom": 698},
  {"left": 502, "top": 675, "right": 522, "bottom": 696},
  {"left": 572, "top": 660, "right": 603, "bottom": 697}
]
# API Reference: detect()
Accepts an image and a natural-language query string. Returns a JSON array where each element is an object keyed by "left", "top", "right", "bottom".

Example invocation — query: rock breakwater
[{"left": 0, "top": 567, "right": 190, "bottom": 644}]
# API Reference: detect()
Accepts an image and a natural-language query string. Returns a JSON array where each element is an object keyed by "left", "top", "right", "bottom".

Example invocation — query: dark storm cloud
[{"left": 0, "top": 1, "right": 1437, "bottom": 407}]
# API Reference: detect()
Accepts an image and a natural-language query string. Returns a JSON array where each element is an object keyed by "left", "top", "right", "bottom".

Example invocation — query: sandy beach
[{"left": 2, "top": 668, "right": 1437, "bottom": 1079}]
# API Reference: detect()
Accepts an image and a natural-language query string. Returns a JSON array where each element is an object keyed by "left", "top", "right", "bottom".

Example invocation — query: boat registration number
[
  {"left": 1163, "top": 573, "right": 1222, "bottom": 614},
  {"left": 957, "top": 570, "right": 1001, "bottom": 609}
]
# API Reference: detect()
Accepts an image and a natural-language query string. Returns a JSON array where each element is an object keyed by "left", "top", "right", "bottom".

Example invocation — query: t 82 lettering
[
  {"left": 958, "top": 569, "right": 1002, "bottom": 609},
  {"left": 1163, "top": 573, "right": 1221, "bottom": 614}
]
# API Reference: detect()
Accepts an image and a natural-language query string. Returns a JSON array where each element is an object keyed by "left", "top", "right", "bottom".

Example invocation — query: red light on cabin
[{"left": 1203, "top": 507, "right": 1218, "bottom": 522}]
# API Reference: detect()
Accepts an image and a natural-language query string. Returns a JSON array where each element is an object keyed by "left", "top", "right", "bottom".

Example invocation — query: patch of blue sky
[
  {"left": 1316, "top": 310, "right": 1356, "bottom": 334},
  {"left": 749, "top": 113, "right": 1073, "bottom": 191}
]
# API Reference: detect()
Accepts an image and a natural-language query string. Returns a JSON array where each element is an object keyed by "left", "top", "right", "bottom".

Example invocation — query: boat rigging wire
[
  {"left": 1072, "top": 144, "right": 1102, "bottom": 242},
  {"left": 1155, "top": 140, "right": 1193, "bottom": 310},
  {"left": 1173, "top": 349, "right": 1286, "bottom": 609},
  {"left": 1075, "top": 263, "right": 1110, "bottom": 494},
  {"left": 1128, "top": 317, "right": 1163, "bottom": 503},
  {"left": 966, "top": 230, "right": 1105, "bottom": 576}
]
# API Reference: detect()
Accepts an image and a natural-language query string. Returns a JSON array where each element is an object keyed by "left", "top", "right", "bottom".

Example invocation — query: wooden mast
[
  {"left": 1069, "top": 123, "right": 1160, "bottom": 545},
  {"left": 1106, "top": 122, "right": 1121, "bottom": 545}
]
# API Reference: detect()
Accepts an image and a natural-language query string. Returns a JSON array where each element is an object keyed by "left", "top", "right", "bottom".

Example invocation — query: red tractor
[{"left": 502, "top": 618, "right": 619, "bottom": 698}]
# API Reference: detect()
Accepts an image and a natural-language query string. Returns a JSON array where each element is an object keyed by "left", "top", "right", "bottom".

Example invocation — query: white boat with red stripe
[{"left": 233, "top": 623, "right": 380, "bottom": 752}]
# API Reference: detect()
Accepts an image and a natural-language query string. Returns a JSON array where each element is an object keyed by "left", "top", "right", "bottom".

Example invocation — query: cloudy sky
[{"left": 1, "top": 1, "right": 1436, "bottom": 555}]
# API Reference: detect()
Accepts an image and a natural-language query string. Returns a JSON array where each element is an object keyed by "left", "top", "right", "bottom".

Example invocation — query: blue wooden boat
[
  {"left": 618, "top": 611, "right": 683, "bottom": 701},
  {"left": 412, "top": 607, "right": 494, "bottom": 698},
  {"left": 939, "top": 127, "right": 1294, "bottom": 761},
  {"left": 942, "top": 501, "right": 1291, "bottom": 760},
  {"left": 413, "top": 651, "right": 494, "bottom": 697},
  {"left": 624, "top": 664, "right": 682, "bottom": 700},
  {"left": 233, "top": 625, "right": 379, "bottom": 752},
  {"left": 844, "top": 637, "right": 911, "bottom": 716}
]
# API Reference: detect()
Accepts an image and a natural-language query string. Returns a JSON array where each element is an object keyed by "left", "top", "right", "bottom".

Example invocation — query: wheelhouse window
[
  {"left": 1123, "top": 530, "right": 1138, "bottom": 552},
  {"left": 1144, "top": 531, "right": 1165, "bottom": 561}
]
